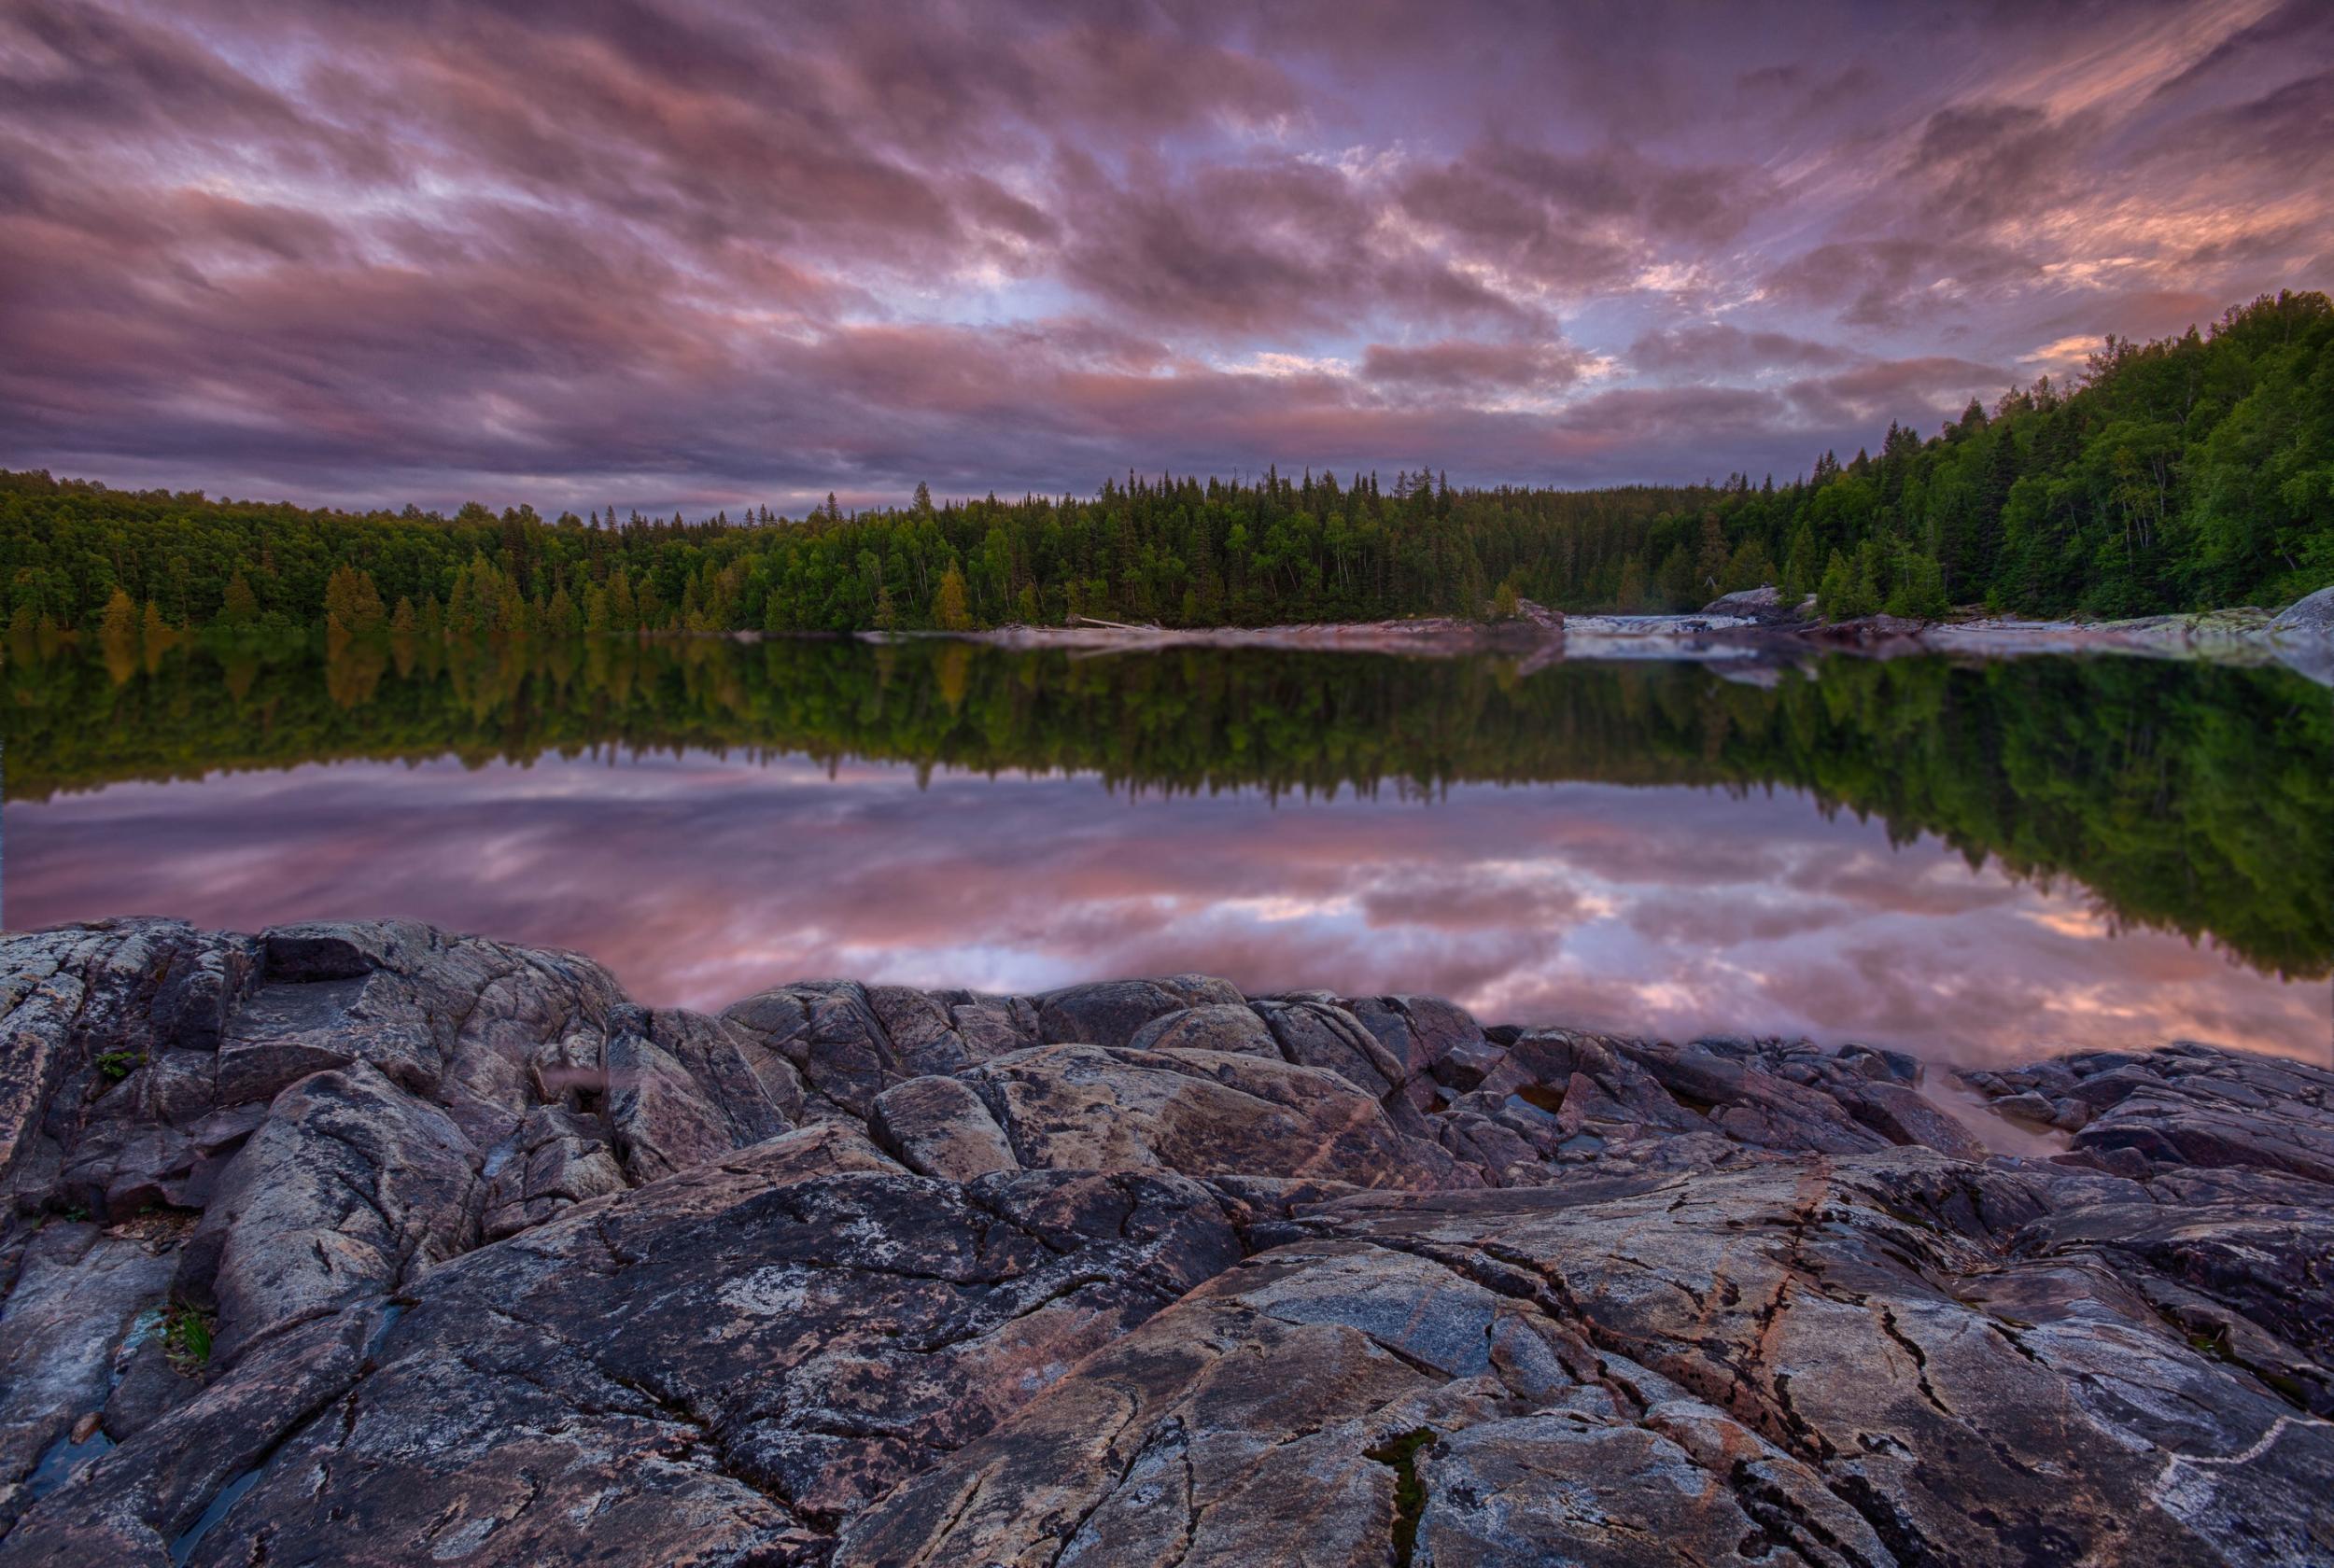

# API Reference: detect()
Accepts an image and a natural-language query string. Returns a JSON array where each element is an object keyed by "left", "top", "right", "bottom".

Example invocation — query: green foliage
[
  {"left": 1367, "top": 1429, "right": 1437, "bottom": 1566},
  {"left": 1885, "top": 546, "right": 1949, "bottom": 620},
  {"left": 101, "top": 587, "right": 138, "bottom": 643},
  {"left": 218, "top": 572, "right": 260, "bottom": 628},
  {"left": 95, "top": 1049, "right": 143, "bottom": 1081},
  {"left": 323, "top": 564, "right": 386, "bottom": 635},
  {"left": 0, "top": 293, "right": 2326, "bottom": 637},
  {"left": 932, "top": 565, "right": 972, "bottom": 631},
  {"left": 8, "top": 636, "right": 2326, "bottom": 981},
  {"left": 162, "top": 1304, "right": 215, "bottom": 1369}
]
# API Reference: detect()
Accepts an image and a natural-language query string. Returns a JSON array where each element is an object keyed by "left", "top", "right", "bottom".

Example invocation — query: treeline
[
  {"left": 8, "top": 635, "right": 2327, "bottom": 979},
  {"left": 6, "top": 292, "right": 2329, "bottom": 633}
]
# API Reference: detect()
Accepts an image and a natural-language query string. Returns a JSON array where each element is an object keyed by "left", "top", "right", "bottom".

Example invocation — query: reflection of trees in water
[{"left": 6, "top": 634, "right": 2327, "bottom": 979}]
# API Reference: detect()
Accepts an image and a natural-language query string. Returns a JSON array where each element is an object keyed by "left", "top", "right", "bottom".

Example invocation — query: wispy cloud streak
[{"left": 0, "top": 0, "right": 2323, "bottom": 511}]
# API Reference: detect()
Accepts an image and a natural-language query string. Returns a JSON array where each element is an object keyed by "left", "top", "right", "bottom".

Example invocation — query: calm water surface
[{"left": 7, "top": 636, "right": 2327, "bottom": 1066}]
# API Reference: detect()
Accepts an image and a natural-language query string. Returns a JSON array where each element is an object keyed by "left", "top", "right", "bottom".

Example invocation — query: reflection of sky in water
[{"left": 6, "top": 749, "right": 2326, "bottom": 1068}]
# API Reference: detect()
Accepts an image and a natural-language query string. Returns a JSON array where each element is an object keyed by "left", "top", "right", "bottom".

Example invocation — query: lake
[{"left": 7, "top": 634, "right": 2327, "bottom": 1067}]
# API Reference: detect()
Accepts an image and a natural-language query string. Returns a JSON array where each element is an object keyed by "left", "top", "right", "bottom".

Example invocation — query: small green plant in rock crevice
[
  {"left": 163, "top": 1304, "right": 216, "bottom": 1372},
  {"left": 1366, "top": 1427, "right": 1437, "bottom": 1566},
  {"left": 94, "top": 1049, "right": 144, "bottom": 1082}
]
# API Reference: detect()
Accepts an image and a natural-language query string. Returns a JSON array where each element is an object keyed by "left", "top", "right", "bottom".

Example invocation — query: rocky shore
[
  {"left": 2, "top": 918, "right": 2329, "bottom": 1564},
  {"left": 949, "top": 584, "right": 2334, "bottom": 686}
]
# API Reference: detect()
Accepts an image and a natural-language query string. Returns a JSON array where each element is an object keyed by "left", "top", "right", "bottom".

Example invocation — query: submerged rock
[{"left": 2, "top": 917, "right": 2328, "bottom": 1564}]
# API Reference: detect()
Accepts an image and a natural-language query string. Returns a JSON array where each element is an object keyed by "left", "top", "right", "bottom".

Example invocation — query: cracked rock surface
[{"left": 1, "top": 918, "right": 2328, "bottom": 1564}]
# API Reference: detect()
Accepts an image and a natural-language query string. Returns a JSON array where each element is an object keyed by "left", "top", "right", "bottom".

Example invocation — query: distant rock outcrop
[
  {"left": 2271, "top": 584, "right": 2334, "bottom": 637},
  {"left": 1697, "top": 583, "right": 1813, "bottom": 624},
  {"left": 4, "top": 918, "right": 2330, "bottom": 1564}
]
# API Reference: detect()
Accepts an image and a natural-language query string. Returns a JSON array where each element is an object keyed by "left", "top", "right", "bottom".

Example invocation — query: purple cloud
[{"left": 0, "top": 0, "right": 2326, "bottom": 511}]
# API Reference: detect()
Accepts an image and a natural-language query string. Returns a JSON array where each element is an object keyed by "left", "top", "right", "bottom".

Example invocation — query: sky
[{"left": 3, "top": 0, "right": 2329, "bottom": 516}]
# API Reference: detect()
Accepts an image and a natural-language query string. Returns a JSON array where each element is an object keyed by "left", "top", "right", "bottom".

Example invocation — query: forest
[{"left": 5, "top": 291, "right": 2329, "bottom": 637}]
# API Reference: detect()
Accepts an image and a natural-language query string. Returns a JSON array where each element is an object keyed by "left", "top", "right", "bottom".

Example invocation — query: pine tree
[
  {"left": 1884, "top": 547, "right": 1948, "bottom": 619},
  {"left": 1694, "top": 512, "right": 1727, "bottom": 595},
  {"left": 1615, "top": 554, "right": 1648, "bottom": 612},
  {"left": 1781, "top": 522, "right": 1819, "bottom": 598}
]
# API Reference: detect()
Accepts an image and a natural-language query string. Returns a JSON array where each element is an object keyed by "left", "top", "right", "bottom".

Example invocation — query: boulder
[
  {"left": 2271, "top": 584, "right": 2334, "bottom": 636},
  {"left": 173, "top": 1061, "right": 477, "bottom": 1365},
  {"left": 947, "top": 998, "right": 1041, "bottom": 1060},
  {"left": 1839, "top": 1076, "right": 1990, "bottom": 1158},
  {"left": 956, "top": 1043, "right": 1461, "bottom": 1189},
  {"left": 1697, "top": 583, "right": 1807, "bottom": 623},
  {"left": 870, "top": 1075, "right": 1019, "bottom": 1181},
  {"left": 602, "top": 1006, "right": 797, "bottom": 1183},
  {"left": 478, "top": 1105, "right": 625, "bottom": 1240},
  {"left": 1036, "top": 975, "right": 1243, "bottom": 1050},
  {"left": 722, "top": 980, "right": 905, "bottom": 1120},
  {"left": 1125, "top": 1002, "right": 1280, "bottom": 1057}
]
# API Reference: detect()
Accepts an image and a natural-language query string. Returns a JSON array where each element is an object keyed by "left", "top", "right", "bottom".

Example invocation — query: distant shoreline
[{"left": 882, "top": 586, "right": 2334, "bottom": 686}]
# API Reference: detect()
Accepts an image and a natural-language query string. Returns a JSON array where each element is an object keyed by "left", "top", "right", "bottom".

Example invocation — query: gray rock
[
  {"left": 955, "top": 1043, "right": 1462, "bottom": 1189},
  {"left": 948, "top": 998, "right": 1041, "bottom": 1059},
  {"left": 870, "top": 1075, "right": 1019, "bottom": 1180},
  {"left": 1840, "top": 1077, "right": 1990, "bottom": 1158},
  {"left": 2271, "top": 583, "right": 2334, "bottom": 636},
  {"left": 1697, "top": 583, "right": 1813, "bottom": 625},
  {"left": 723, "top": 979, "right": 906, "bottom": 1120},
  {"left": 1125, "top": 1002, "right": 1281, "bottom": 1057},
  {"left": 603, "top": 1005, "right": 797, "bottom": 1183},
  {"left": 0, "top": 1225, "right": 176, "bottom": 1523},
  {"left": 1036, "top": 977, "right": 1239, "bottom": 1049},
  {"left": 9, "top": 921, "right": 2334, "bottom": 1566},
  {"left": 478, "top": 1105, "right": 625, "bottom": 1240},
  {"left": 866, "top": 985, "right": 970, "bottom": 1076},
  {"left": 174, "top": 1061, "right": 477, "bottom": 1366}
]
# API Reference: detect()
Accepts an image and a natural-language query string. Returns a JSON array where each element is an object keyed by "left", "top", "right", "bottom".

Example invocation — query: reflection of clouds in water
[{"left": 5, "top": 750, "right": 2322, "bottom": 1068}]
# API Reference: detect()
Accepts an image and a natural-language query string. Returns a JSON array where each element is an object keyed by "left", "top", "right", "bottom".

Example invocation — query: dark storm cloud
[{"left": 0, "top": 0, "right": 2325, "bottom": 508}]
